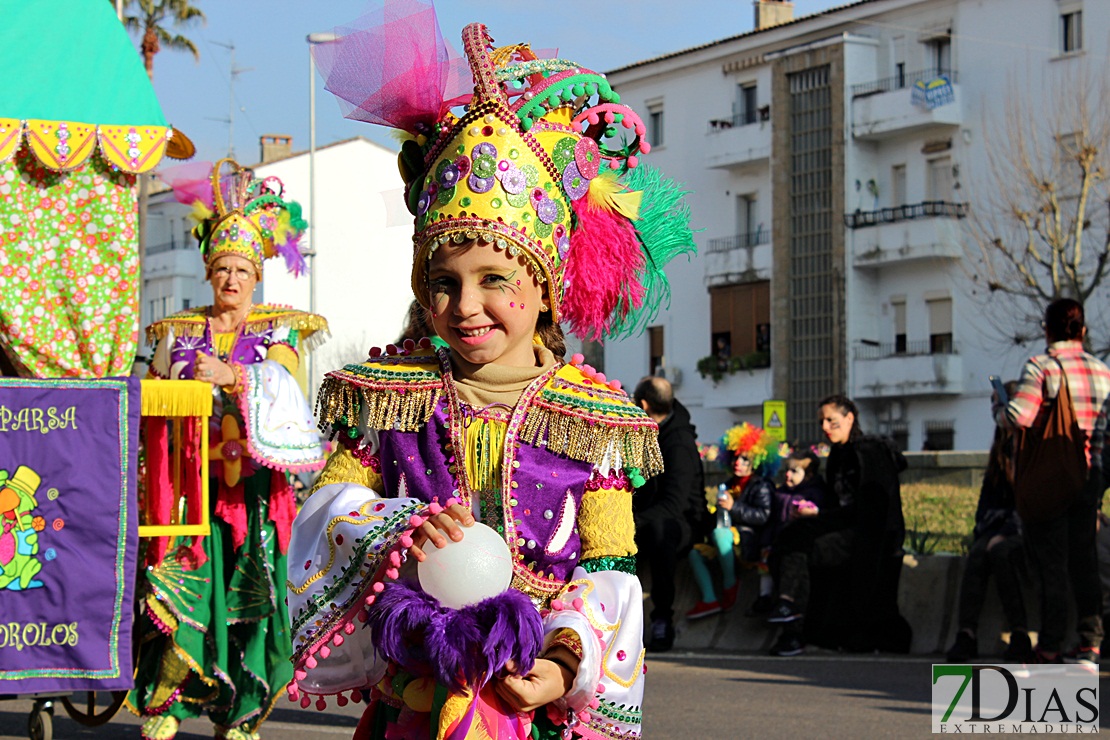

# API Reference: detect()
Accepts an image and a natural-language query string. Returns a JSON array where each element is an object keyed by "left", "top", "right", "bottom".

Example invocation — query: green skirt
[{"left": 127, "top": 471, "right": 293, "bottom": 732}]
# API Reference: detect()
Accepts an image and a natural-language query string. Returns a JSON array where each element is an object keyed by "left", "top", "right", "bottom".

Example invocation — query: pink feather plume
[{"left": 562, "top": 199, "right": 646, "bottom": 341}]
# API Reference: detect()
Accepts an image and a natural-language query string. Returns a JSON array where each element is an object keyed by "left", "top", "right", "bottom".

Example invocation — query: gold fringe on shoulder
[
  {"left": 145, "top": 304, "right": 330, "bottom": 352},
  {"left": 315, "top": 355, "right": 443, "bottom": 433},
  {"left": 520, "top": 402, "right": 663, "bottom": 479}
]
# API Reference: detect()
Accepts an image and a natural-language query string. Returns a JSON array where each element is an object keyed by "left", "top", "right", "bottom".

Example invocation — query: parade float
[{"left": 0, "top": 3, "right": 210, "bottom": 738}]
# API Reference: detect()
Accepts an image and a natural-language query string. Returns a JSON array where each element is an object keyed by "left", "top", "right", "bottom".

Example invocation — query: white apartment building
[
  {"left": 142, "top": 136, "right": 415, "bottom": 400},
  {"left": 603, "top": 0, "right": 1099, "bottom": 449}
]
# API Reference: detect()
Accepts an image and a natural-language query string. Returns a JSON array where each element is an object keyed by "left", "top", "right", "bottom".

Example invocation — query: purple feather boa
[{"left": 367, "top": 580, "right": 544, "bottom": 693}]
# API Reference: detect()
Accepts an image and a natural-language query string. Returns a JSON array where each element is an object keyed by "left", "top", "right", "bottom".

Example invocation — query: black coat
[
  {"left": 723, "top": 474, "right": 774, "bottom": 529},
  {"left": 822, "top": 434, "right": 907, "bottom": 555},
  {"left": 633, "top": 400, "right": 706, "bottom": 546}
]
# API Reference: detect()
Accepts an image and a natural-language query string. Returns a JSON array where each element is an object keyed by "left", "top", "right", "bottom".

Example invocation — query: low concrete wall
[{"left": 645, "top": 551, "right": 1062, "bottom": 655}]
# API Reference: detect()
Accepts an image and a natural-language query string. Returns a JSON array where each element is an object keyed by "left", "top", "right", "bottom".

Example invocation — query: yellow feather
[
  {"left": 188, "top": 200, "right": 214, "bottom": 224},
  {"left": 585, "top": 172, "right": 642, "bottom": 220}
]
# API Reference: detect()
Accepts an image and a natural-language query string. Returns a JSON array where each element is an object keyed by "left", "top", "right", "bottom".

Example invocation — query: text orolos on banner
[{"left": 0, "top": 621, "right": 80, "bottom": 651}]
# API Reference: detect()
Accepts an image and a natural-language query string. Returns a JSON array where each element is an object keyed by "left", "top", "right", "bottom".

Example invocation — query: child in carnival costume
[
  {"left": 287, "top": 6, "right": 696, "bottom": 739},
  {"left": 686, "top": 424, "right": 779, "bottom": 620},
  {"left": 129, "top": 160, "right": 329, "bottom": 740}
]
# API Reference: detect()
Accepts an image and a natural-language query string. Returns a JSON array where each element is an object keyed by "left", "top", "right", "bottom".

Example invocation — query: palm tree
[{"left": 120, "top": 0, "right": 206, "bottom": 80}]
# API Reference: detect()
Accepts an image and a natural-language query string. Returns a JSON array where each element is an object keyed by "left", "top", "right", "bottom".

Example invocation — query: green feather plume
[{"left": 607, "top": 165, "right": 699, "bottom": 339}]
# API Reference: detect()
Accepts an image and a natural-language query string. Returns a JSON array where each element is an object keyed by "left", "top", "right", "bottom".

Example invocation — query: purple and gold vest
[{"left": 317, "top": 345, "right": 662, "bottom": 603}]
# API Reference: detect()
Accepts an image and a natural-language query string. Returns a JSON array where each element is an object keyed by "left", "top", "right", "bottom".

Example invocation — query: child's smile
[{"left": 427, "top": 241, "right": 547, "bottom": 368}]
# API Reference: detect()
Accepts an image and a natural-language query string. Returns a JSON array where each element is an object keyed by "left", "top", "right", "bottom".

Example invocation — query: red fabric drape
[
  {"left": 143, "top": 417, "right": 172, "bottom": 568},
  {"left": 269, "top": 470, "right": 296, "bottom": 555}
]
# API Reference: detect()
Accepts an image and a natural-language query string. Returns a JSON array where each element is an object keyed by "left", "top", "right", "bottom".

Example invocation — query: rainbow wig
[{"left": 720, "top": 423, "right": 781, "bottom": 477}]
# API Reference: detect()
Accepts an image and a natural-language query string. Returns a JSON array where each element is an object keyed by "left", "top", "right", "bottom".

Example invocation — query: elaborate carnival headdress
[
  {"left": 313, "top": 1, "right": 696, "bottom": 340},
  {"left": 721, "top": 423, "right": 781, "bottom": 475},
  {"left": 160, "top": 158, "right": 309, "bottom": 278}
]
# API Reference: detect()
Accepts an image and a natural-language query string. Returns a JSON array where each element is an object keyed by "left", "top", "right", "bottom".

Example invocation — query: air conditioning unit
[{"left": 662, "top": 366, "right": 683, "bottom": 389}]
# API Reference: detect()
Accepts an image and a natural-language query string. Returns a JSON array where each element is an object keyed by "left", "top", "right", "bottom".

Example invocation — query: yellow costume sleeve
[
  {"left": 266, "top": 343, "right": 300, "bottom": 376},
  {"left": 578, "top": 482, "right": 637, "bottom": 560},
  {"left": 310, "top": 445, "right": 384, "bottom": 497}
]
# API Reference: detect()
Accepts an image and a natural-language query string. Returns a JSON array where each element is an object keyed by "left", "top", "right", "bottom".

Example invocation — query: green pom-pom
[
  {"left": 347, "top": 427, "right": 359, "bottom": 439},
  {"left": 626, "top": 467, "right": 646, "bottom": 488}
]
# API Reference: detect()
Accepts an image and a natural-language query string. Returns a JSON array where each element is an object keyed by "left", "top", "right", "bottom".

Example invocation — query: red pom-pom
[
  {"left": 337, "top": 694, "right": 349, "bottom": 707},
  {"left": 386, "top": 344, "right": 398, "bottom": 355},
  {"left": 300, "top": 695, "right": 311, "bottom": 709},
  {"left": 403, "top": 339, "right": 416, "bottom": 351},
  {"left": 369, "top": 346, "right": 382, "bottom": 358},
  {"left": 418, "top": 337, "right": 432, "bottom": 348},
  {"left": 316, "top": 697, "right": 327, "bottom": 711},
  {"left": 351, "top": 690, "right": 363, "bottom": 704},
  {"left": 365, "top": 594, "right": 376, "bottom": 606}
]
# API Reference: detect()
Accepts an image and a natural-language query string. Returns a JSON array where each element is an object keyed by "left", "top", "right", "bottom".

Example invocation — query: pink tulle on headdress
[
  {"left": 158, "top": 160, "right": 216, "bottom": 209},
  {"left": 562, "top": 199, "right": 646, "bottom": 341},
  {"left": 311, "top": 0, "right": 473, "bottom": 134}
]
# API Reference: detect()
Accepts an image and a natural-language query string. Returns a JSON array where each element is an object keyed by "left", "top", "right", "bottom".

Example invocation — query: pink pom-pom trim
[
  {"left": 400, "top": 535, "right": 414, "bottom": 548},
  {"left": 608, "top": 379, "right": 622, "bottom": 390},
  {"left": 570, "top": 353, "right": 585, "bottom": 366},
  {"left": 551, "top": 601, "right": 565, "bottom": 611},
  {"left": 639, "top": 140, "right": 652, "bottom": 154},
  {"left": 372, "top": 582, "right": 385, "bottom": 593},
  {"left": 385, "top": 567, "right": 400, "bottom": 579},
  {"left": 295, "top": 669, "right": 307, "bottom": 681},
  {"left": 365, "top": 594, "right": 377, "bottom": 606},
  {"left": 571, "top": 598, "right": 584, "bottom": 610},
  {"left": 409, "top": 515, "right": 426, "bottom": 528},
  {"left": 305, "top": 656, "right": 317, "bottom": 669},
  {"left": 333, "top": 634, "right": 345, "bottom": 647},
  {"left": 428, "top": 501, "right": 443, "bottom": 516},
  {"left": 344, "top": 622, "right": 356, "bottom": 635},
  {"left": 319, "top": 645, "right": 331, "bottom": 659}
]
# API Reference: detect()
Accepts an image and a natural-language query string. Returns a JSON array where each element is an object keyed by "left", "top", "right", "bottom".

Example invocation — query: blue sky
[{"left": 135, "top": 0, "right": 849, "bottom": 163}]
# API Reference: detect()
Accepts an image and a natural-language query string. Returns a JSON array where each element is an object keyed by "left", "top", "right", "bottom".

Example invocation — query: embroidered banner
[{"left": 0, "top": 377, "right": 139, "bottom": 693}]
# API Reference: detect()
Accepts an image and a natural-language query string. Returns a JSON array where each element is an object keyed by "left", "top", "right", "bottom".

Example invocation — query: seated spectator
[
  {"left": 947, "top": 392, "right": 1032, "bottom": 663},
  {"left": 687, "top": 424, "right": 778, "bottom": 619},
  {"left": 768, "top": 394, "right": 909, "bottom": 657},
  {"left": 749, "top": 449, "right": 829, "bottom": 616}
]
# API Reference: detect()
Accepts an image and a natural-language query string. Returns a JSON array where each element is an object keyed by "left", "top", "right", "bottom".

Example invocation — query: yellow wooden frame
[{"left": 138, "top": 379, "right": 211, "bottom": 538}]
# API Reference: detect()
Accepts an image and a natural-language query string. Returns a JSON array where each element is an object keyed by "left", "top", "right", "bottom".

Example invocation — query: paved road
[{"left": 1, "top": 653, "right": 1106, "bottom": 739}]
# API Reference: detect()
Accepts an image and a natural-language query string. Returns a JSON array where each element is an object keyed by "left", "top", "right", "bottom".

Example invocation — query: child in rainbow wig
[
  {"left": 286, "top": 7, "right": 695, "bottom": 739},
  {"left": 686, "top": 424, "right": 780, "bottom": 620}
]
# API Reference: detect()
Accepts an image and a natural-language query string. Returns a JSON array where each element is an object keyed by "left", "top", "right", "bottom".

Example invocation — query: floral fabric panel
[{"left": 0, "top": 150, "right": 139, "bottom": 377}]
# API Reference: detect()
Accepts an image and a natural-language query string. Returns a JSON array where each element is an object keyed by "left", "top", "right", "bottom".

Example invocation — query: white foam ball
[{"left": 417, "top": 522, "right": 513, "bottom": 609}]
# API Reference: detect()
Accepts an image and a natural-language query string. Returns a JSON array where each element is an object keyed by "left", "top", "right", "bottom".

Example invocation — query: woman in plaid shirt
[{"left": 995, "top": 298, "right": 1110, "bottom": 664}]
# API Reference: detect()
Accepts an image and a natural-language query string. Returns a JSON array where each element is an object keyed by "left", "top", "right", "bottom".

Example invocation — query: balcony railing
[
  {"left": 854, "top": 339, "right": 958, "bottom": 360},
  {"left": 851, "top": 68, "right": 958, "bottom": 98},
  {"left": 706, "top": 230, "right": 770, "bottom": 254},
  {"left": 843, "top": 201, "right": 968, "bottom": 230},
  {"left": 707, "top": 106, "right": 772, "bottom": 132}
]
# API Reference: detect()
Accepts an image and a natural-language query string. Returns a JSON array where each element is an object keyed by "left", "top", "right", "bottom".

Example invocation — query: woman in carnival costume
[
  {"left": 128, "top": 160, "right": 329, "bottom": 740},
  {"left": 686, "top": 424, "right": 779, "bottom": 620},
  {"left": 287, "top": 8, "right": 695, "bottom": 739}
]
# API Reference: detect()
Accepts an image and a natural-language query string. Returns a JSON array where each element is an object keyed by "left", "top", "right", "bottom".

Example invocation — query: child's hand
[
  {"left": 408, "top": 503, "right": 475, "bottom": 562},
  {"left": 717, "top": 492, "right": 734, "bottom": 510},
  {"left": 796, "top": 500, "right": 818, "bottom": 518},
  {"left": 494, "top": 650, "right": 577, "bottom": 712}
]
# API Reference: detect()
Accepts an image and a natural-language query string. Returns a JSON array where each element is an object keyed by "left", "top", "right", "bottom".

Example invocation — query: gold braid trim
[
  {"left": 517, "top": 364, "right": 662, "bottom": 477},
  {"left": 145, "top": 305, "right": 330, "bottom": 351},
  {"left": 315, "top": 349, "right": 443, "bottom": 433}
]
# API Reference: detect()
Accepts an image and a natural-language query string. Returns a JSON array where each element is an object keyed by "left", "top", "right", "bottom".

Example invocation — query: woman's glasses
[{"left": 213, "top": 266, "right": 254, "bottom": 282}]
